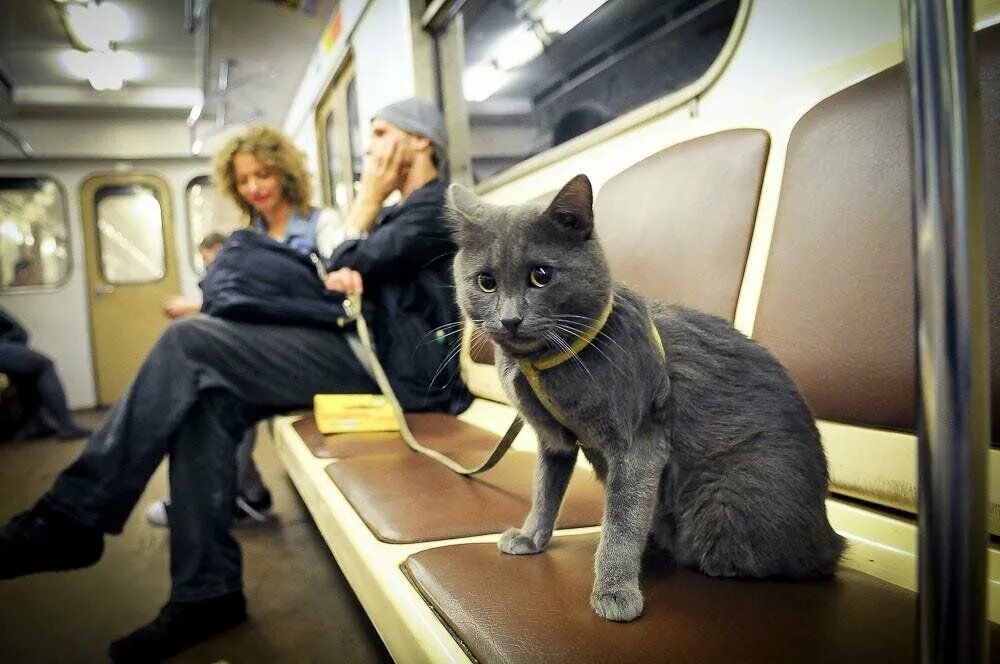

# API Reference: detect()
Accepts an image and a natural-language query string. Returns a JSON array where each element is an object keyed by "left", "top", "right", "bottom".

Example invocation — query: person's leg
[
  {"left": 33, "top": 351, "right": 91, "bottom": 438},
  {"left": 235, "top": 427, "right": 268, "bottom": 503},
  {"left": 0, "top": 341, "right": 56, "bottom": 439},
  {"left": 107, "top": 388, "right": 252, "bottom": 663}
]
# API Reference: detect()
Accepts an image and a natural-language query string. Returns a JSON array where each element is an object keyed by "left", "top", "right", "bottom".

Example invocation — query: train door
[{"left": 80, "top": 172, "right": 179, "bottom": 405}]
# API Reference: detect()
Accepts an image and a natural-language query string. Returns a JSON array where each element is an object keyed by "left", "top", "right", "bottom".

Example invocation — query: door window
[{"left": 93, "top": 183, "right": 166, "bottom": 284}]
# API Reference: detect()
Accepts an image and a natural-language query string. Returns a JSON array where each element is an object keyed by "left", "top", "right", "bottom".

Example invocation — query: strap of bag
[{"left": 340, "top": 294, "right": 523, "bottom": 476}]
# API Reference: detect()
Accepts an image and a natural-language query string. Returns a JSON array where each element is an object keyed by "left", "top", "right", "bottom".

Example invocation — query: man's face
[{"left": 368, "top": 119, "right": 422, "bottom": 184}]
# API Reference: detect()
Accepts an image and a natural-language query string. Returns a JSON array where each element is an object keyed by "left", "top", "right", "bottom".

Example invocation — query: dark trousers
[
  {"left": 41, "top": 316, "right": 375, "bottom": 601},
  {"left": 0, "top": 341, "right": 77, "bottom": 433}
]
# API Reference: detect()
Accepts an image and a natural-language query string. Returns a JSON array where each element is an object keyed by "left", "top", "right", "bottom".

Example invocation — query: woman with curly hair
[{"left": 213, "top": 124, "right": 355, "bottom": 257}]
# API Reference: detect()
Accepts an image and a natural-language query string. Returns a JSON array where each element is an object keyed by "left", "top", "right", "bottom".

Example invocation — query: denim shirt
[{"left": 252, "top": 207, "right": 320, "bottom": 257}]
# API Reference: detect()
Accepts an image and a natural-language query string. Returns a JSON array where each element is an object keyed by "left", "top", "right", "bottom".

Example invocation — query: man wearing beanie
[
  {"left": 341, "top": 96, "right": 449, "bottom": 237},
  {"left": 324, "top": 96, "right": 471, "bottom": 414},
  {"left": 0, "top": 97, "right": 470, "bottom": 663}
]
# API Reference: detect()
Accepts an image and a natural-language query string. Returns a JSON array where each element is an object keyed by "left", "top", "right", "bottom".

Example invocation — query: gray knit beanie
[{"left": 373, "top": 97, "right": 449, "bottom": 156}]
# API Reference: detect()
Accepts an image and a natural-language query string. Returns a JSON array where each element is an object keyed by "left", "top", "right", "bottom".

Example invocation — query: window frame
[
  {"left": 0, "top": 174, "right": 74, "bottom": 294},
  {"left": 429, "top": 0, "right": 752, "bottom": 193},
  {"left": 81, "top": 172, "right": 173, "bottom": 287},
  {"left": 315, "top": 55, "right": 360, "bottom": 212}
]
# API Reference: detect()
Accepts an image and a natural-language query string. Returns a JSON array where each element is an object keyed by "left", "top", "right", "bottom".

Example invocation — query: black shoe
[
  {"left": 233, "top": 489, "right": 273, "bottom": 524},
  {"left": 108, "top": 591, "right": 247, "bottom": 663},
  {"left": 0, "top": 504, "right": 104, "bottom": 579}
]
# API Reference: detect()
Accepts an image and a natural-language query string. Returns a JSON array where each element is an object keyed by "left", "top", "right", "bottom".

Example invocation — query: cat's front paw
[
  {"left": 590, "top": 583, "right": 644, "bottom": 622},
  {"left": 497, "top": 528, "right": 547, "bottom": 555}
]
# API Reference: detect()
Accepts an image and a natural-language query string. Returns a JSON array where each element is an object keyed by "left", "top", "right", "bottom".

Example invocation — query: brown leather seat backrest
[
  {"left": 595, "top": 129, "right": 770, "bottom": 321},
  {"left": 754, "top": 25, "right": 1000, "bottom": 440}
]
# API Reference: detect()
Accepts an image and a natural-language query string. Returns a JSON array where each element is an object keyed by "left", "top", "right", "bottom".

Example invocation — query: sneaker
[
  {"left": 145, "top": 490, "right": 274, "bottom": 529},
  {"left": 0, "top": 504, "right": 104, "bottom": 579},
  {"left": 145, "top": 500, "right": 170, "bottom": 527},
  {"left": 108, "top": 590, "right": 247, "bottom": 663}
]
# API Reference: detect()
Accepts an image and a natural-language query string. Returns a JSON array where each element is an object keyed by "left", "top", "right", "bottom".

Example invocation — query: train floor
[{"left": 0, "top": 409, "right": 392, "bottom": 664}]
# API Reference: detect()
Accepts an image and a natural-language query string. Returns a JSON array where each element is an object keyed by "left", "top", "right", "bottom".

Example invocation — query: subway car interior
[{"left": 0, "top": 0, "right": 998, "bottom": 662}]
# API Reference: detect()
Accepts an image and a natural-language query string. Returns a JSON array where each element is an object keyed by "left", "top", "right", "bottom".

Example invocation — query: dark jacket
[
  {"left": 328, "top": 179, "right": 472, "bottom": 414},
  {"left": 200, "top": 230, "right": 347, "bottom": 330},
  {"left": 0, "top": 308, "right": 29, "bottom": 345}
]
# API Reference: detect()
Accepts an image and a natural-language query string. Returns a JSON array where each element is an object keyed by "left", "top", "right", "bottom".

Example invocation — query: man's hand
[
  {"left": 162, "top": 296, "right": 202, "bottom": 319},
  {"left": 348, "top": 138, "right": 406, "bottom": 235},
  {"left": 361, "top": 137, "right": 405, "bottom": 204},
  {"left": 324, "top": 268, "right": 363, "bottom": 295}
]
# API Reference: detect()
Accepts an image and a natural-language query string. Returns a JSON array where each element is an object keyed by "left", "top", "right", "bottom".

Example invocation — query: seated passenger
[
  {"left": 0, "top": 99, "right": 470, "bottom": 663},
  {"left": 151, "top": 231, "right": 276, "bottom": 529},
  {"left": 160, "top": 232, "right": 228, "bottom": 320},
  {"left": 0, "top": 306, "right": 91, "bottom": 441}
]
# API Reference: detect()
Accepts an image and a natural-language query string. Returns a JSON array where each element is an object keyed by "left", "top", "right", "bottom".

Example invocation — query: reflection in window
[
  {"left": 186, "top": 176, "right": 245, "bottom": 275},
  {"left": 325, "top": 110, "right": 348, "bottom": 211},
  {"left": 0, "top": 177, "right": 70, "bottom": 290},
  {"left": 94, "top": 184, "right": 166, "bottom": 284},
  {"left": 451, "top": 0, "right": 741, "bottom": 182},
  {"left": 347, "top": 76, "right": 363, "bottom": 198}
]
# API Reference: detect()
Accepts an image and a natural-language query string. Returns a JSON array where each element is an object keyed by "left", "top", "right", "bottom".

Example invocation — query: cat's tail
[{"left": 804, "top": 521, "right": 847, "bottom": 578}]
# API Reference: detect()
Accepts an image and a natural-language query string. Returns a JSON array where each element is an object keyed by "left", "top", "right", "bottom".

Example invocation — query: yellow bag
[{"left": 313, "top": 394, "right": 401, "bottom": 434}]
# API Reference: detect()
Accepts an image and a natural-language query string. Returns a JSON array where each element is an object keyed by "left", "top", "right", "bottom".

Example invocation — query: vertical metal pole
[{"left": 900, "top": 1, "right": 990, "bottom": 663}]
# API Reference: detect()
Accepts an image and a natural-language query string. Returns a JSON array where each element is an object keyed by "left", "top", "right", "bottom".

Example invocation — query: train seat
[
  {"left": 403, "top": 534, "right": 1000, "bottom": 664},
  {"left": 753, "top": 22, "right": 1000, "bottom": 531},
  {"left": 325, "top": 451, "right": 603, "bottom": 543},
  {"left": 383, "top": 25, "right": 1000, "bottom": 662}
]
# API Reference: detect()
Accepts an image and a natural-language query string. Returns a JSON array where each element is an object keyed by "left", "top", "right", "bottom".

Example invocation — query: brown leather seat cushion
[
  {"left": 595, "top": 128, "right": 769, "bottom": 322},
  {"left": 753, "top": 24, "right": 1000, "bottom": 440},
  {"left": 326, "top": 451, "right": 604, "bottom": 543},
  {"left": 293, "top": 413, "right": 504, "bottom": 459},
  {"left": 404, "top": 533, "right": 1000, "bottom": 663}
]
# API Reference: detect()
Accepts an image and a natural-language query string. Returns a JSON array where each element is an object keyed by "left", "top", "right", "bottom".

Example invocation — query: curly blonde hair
[{"left": 212, "top": 124, "right": 313, "bottom": 218}]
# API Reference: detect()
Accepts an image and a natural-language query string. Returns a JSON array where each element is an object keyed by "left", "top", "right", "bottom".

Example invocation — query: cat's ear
[
  {"left": 546, "top": 174, "right": 594, "bottom": 240},
  {"left": 445, "top": 183, "right": 484, "bottom": 241}
]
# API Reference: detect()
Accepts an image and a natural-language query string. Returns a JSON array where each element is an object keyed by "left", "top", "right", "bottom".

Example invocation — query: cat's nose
[{"left": 500, "top": 316, "right": 522, "bottom": 333}]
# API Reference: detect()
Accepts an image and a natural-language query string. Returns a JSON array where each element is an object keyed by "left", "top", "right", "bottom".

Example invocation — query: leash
[
  {"left": 337, "top": 292, "right": 663, "bottom": 475},
  {"left": 340, "top": 294, "right": 523, "bottom": 476}
]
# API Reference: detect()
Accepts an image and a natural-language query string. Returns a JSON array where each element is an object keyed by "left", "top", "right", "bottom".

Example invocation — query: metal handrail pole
[{"left": 899, "top": 0, "right": 990, "bottom": 662}]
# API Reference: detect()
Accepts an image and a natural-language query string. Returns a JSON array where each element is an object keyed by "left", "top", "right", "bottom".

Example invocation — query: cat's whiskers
[
  {"left": 427, "top": 342, "right": 465, "bottom": 389},
  {"left": 545, "top": 329, "right": 596, "bottom": 382},
  {"left": 553, "top": 314, "right": 629, "bottom": 356},
  {"left": 551, "top": 322, "right": 628, "bottom": 378}
]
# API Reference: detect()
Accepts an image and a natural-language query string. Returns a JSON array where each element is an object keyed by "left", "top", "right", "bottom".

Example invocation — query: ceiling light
[
  {"left": 462, "top": 63, "right": 511, "bottom": 103},
  {"left": 59, "top": 49, "right": 144, "bottom": 91},
  {"left": 492, "top": 27, "right": 545, "bottom": 71},
  {"left": 65, "top": 1, "right": 131, "bottom": 51},
  {"left": 536, "top": 0, "right": 610, "bottom": 34}
]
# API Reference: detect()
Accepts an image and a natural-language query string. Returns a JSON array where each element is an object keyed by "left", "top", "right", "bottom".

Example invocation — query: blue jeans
[{"left": 41, "top": 316, "right": 375, "bottom": 601}]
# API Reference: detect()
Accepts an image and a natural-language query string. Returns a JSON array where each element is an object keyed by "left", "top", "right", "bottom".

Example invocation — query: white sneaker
[{"left": 145, "top": 499, "right": 170, "bottom": 527}]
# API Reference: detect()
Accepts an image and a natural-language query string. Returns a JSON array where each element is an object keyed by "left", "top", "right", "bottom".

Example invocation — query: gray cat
[{"left": 446, "top": 174, "right": 845, "bottom": 622}]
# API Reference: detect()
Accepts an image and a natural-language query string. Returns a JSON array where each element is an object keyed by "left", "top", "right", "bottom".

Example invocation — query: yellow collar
[{"left": 522, "top": 294, "right": 615, "bottom": 371}]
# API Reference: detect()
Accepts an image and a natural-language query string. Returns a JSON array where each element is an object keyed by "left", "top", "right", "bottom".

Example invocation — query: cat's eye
[
  {"left": 529, "top": 266, "right": 552, "bottom": 288},
  {"left": 477, "top": 273, "right": 497, "bottom": 293}
]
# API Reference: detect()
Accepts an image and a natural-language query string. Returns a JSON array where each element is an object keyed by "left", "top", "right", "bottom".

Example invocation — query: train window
[
  {"left": 346, "top": 75, "right": 363, "bottom": 196},
  {"left": 186, "top": 176, "right": 245, "bottom": 275},
  {"left": 93, "top": 184, "right": 167, "bottom": 284},
  {"left": 316, "top": 57, "right": 361, "bottom": 212},
  {"left": 0, "top": 177, "right": 71, "bottom": 291},
  {"left": 443, "top": 0, "right": 742, "bottom": 183}
]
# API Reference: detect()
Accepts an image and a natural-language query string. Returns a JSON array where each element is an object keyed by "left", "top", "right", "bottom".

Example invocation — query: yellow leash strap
[{"left": 342, "top": 294, "right": 523, "bottom": 476}]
